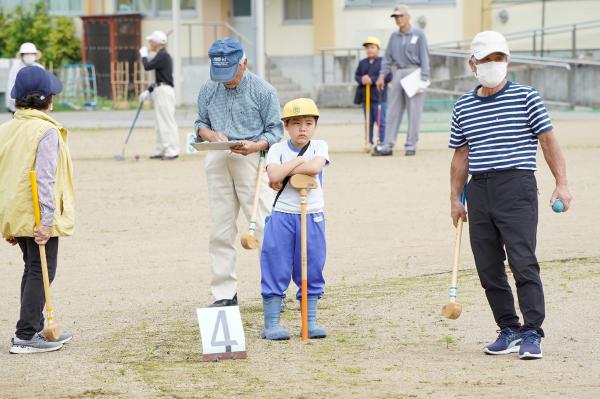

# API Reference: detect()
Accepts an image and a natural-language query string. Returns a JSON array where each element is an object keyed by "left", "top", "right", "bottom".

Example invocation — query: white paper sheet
[
  {"left": 191, "top": 141, "right": 244, "bottom": 151},
  {"left": 400, "top": 67, "right": 422, "bottom": 98}
]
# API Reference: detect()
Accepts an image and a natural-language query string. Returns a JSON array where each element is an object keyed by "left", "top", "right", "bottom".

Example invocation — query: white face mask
[
  {"left": 22, "top": 54, "right": 36, "bottom": 66},
  {"left": 474, "top": 61, "right": 507, "bottom": 88}
]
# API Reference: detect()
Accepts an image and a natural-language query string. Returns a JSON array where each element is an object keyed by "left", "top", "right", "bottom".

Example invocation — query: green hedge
[{"left": 0, "top": 1, "right": 80, "bottom": 67}]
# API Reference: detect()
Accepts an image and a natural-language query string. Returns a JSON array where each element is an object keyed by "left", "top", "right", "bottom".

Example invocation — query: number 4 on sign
[{"left": 197, "top": 306, "right": 247, "bottom": 362}]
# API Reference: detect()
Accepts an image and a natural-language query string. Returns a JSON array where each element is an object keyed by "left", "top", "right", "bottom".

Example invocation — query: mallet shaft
[
  {"left": 300, "top": 188, "right": 308, "bottom": 341},
  {"left": 249, "top": 151, "right": 266, "bottom": 232},
  {"left": 29, "top": 171, "right": 56, "bottom": 323},
  {"left": 364, "top": 83, "right": 371, "bottom": 149},
  {"left": 449, "top": 218, "right": 463, "bottom": 299}
]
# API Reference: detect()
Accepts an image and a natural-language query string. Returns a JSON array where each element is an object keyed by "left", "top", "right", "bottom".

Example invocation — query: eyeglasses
[{"left": 395, "top": 14, "right": 405, "bottom": 17}]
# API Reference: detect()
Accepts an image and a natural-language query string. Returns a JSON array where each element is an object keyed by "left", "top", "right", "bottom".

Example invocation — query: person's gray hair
[{"left": 239, "top": 52, "right": 247, "bottom": 64}]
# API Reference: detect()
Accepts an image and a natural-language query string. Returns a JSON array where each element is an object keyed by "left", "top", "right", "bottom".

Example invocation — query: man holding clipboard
[
  {"left": 373, "top": 4, "right": 430, "bottom": 157},
  {"left": 194, "top": 38, "right": 284, "bottom": 307}
]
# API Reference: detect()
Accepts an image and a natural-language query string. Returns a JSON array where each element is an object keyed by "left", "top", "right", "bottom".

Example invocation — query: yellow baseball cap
[
  {"left": 281, "top": 98, "right": 320, "bottom": 121},
  {"left": 362, "top": 36, "right": 381, "bottom": 48}
]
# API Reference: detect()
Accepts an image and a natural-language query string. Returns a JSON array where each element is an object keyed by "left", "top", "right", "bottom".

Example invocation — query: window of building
[
  {"left": 284, "top": 0, "right": 312, "bottom": 22},
  {"left": 232, "top": 0, "right": 251, "bottom": 17},
  {"left": 345, "top": 0, "right": 455, "bottom": 6},
  {"left": 116, "top": 0, "right": 196, "bottom": 16}
]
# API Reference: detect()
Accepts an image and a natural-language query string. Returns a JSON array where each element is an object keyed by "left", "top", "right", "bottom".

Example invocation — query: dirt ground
[{"left": 1, "top": 117, "right": 599, "bottom": 398}]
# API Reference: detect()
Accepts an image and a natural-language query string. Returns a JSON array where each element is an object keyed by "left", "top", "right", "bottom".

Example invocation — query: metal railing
[
  {"left": 432, "top": 19, "right": 600, "bottom": 58},
  {"left": 318, "top": 46, "right": 600, "bottom": 107}
]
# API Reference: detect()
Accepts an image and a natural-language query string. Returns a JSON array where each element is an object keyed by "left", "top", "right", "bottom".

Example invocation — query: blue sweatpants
[{"left": 260, "top": 211, "right": 326, "bottom": 300}]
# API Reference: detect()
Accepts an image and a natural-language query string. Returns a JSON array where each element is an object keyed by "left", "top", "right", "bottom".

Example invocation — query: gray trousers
[{"left": 383, "top": 67, "right": 426, "bottom": 151}]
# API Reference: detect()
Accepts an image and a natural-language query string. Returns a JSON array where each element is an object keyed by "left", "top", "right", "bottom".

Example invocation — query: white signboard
[{"left": 196, "top": 306, "right": 247, "bottom": 361}]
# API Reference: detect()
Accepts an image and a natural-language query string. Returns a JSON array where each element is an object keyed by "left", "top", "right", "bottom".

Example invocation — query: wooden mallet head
[
  {"left": 240, "top": 233, "right": 259, "bottom": 250},
  {"left": 441, "top": 301, "right": 462, "bottom": 320},
  {"left": 43, "top": 323, "right": 62, "bottom": 341},
  {"left": 289, "top": 174, "right": 318, "bottom": 190}
]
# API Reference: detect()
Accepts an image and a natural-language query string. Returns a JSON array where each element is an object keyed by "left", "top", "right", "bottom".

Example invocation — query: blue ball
[{"left": 552, "top": 199, "right": 564, "bottom": 213}]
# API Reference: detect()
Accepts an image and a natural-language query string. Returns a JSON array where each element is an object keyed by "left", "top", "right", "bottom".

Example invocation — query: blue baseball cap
[
  {"left": 11, "top": 66, "right": 62, "bottom": 99},
  {"left": 208, "top": 38, "right": 244, "bottom": 83}
]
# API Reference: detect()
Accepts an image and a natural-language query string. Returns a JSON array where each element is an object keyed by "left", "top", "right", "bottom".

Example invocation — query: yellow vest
[{"left": 0, "top": 108, "right": 75, "bottom": 238}]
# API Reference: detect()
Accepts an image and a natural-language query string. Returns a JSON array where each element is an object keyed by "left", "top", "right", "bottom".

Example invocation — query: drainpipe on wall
[
  {"left": 172, "top": 0, "right": 182, "bottom": 106},
  {"left": 255, "top": 0, "right": 265, "bottom": 78}
]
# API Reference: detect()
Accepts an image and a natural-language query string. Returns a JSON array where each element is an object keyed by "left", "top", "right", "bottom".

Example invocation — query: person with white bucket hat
[{"left": 6, "top": 42, "right": 44, "bottom": 114}]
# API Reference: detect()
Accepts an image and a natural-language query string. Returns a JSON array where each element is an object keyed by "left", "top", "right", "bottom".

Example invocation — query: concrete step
[
  {"left": 265, "top": 68, "right": 283, "bottom": 78},
  {"left": 272, "top": 82, "right": 302, "bottom": 92},
  {"left": 278, "top": 91, "right": 312, "bottom": 104},
  {"left": 267, "top": 76, "right": 293, "bottom": 85}
]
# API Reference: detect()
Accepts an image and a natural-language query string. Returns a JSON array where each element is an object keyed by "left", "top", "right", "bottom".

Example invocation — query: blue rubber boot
[
  {"left": 307, "top": 296, "right": 327, "bottom": 339},
  {"left": 261, "top": 297, "right": 290, "bottom": 340}
]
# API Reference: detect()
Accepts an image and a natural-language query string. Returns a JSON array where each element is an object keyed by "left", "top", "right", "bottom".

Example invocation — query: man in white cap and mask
[
  {"left": 139, "top": 30, "right": 180, "bottom": 160},
  {"left": 6, "top": 43, "right": 44, "bottom": 114},
  {"left": 449, "top": 31, "right": 572, "bottom": 360}
]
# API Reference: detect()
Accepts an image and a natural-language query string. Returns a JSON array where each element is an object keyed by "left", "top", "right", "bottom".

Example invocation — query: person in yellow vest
[{"left": 0, "top": 66, "right": 75, "bottom": 354}]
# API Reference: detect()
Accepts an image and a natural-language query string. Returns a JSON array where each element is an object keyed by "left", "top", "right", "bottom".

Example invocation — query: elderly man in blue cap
[{"left": 195, "top": 38, "right": 283, "bottom": 307}]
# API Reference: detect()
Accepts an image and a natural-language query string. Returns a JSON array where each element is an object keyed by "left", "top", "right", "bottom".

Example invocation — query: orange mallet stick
[
  {"left": 363, "top": 83, "right": 371, "bottom": 153},
  {"left": 290, "top": 174, "right": 319, "bottom": 341}
]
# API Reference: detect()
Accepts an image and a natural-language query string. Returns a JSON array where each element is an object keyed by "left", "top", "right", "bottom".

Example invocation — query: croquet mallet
[
  {"left": 290, "top": 174, "right": 319, "bottom": 341},
  {"left": 363, "top": 83, "right": 371, "bottom": 153},
  {"left": 240, "top": 151, "right": 266, "bottom": 250},
  {"left": 115, "top": 97, "right": 145, "bottom": 161},
  {"left": 442, "top": 191, "right": 467, "bottom": 320},
  {"left": 29, "top": 171, "right": 62, "bottom": 341},
  {"left": 375, "top": 88, "right": 382, "bottom": 146}
]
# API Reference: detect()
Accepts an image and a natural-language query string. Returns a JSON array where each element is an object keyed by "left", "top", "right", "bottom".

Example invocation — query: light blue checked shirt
[{"left": 194, "top": 71, "right": 284, "bottom": 147}]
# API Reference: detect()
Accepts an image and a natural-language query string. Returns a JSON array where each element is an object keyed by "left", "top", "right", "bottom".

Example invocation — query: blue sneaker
[
  {"left": 483, "top": 327, "right": 521, "bottom": 355},
  {"left": 519, "top": 330, "right": 543, "bottom": 360}
]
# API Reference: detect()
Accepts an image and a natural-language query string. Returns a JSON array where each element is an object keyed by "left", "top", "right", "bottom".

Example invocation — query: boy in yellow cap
[
  {"left": 354, "top": 36, "right": 392, "bottom": 146},
  {"left": 260, "top": 98, "right": 330, "bottom": 340}
]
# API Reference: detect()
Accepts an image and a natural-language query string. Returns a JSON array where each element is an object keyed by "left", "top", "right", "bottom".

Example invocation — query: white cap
[
  {"left": 19, "top": 42, "right": 38, "bottom": 54},
  {"left": 470, "top": 31, "right": 510, "bottom": 60},
  {"left": 146, "top": 30, "right": 167, "bottom": 45}
]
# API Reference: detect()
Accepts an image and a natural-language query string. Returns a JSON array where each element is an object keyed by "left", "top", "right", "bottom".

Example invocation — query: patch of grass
[
  {"left": 94, "top": 257, "right": 600, "bottom": 398},
  {"left": 443, "top": 335, "right": 456, "bottom": 349}
]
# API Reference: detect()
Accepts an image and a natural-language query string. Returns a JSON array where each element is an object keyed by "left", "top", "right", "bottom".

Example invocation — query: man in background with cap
[
  {"left": 139, "top": 30, "right": 180, "bottom": 160},
  {"left": 1, "top": 66, "right": 75, "bottom": 353},
  {"left": 6, "top": 42, "right": 44, "bottom": 114},
  {"left": 449, "top": 31, "right": 572, "bottom": 360},
  {"left": 374, "top": 4, "right": 430, "bottom": 157},
  {"left": 194, "top": 38, "right": 283, "bottom": 307}
]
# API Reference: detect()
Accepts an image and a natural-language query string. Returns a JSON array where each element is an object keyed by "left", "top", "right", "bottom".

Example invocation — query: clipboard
[
  {"left": 191, "top": 141, "right": 244, "bottom": 151},
  {"left": 400, "top": 68, "right": 422, "bottom": 98}
]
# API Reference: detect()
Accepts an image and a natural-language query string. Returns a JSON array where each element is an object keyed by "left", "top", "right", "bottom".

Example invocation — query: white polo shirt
[{"left": 266, "top": 139, "right": 330, "bottom": 214}]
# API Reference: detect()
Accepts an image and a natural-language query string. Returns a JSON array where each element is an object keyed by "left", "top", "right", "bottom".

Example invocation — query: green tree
[
  {"left": 0, "top": 1, "right": 80, "bottom": 66},
  {"left": 44, "top": 17, "right": 81, "bottom": 67}
]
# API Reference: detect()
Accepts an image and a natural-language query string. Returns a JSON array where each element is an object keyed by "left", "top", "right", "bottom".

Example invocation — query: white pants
[
  {"left": 205, "top": 151, "right": 274, "bottom": 300},
  {"left": 151, "top": 85, "right": 180, "bottom": 157}
]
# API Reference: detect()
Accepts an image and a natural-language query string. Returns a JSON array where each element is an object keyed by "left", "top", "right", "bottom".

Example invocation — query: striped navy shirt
[{"left": 449, "top": 81, "right": 553, "bottom": 174}]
